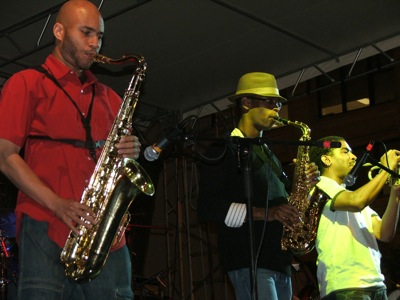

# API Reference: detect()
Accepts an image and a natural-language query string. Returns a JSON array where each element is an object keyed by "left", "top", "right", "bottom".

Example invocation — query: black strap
[
  {"left": 226, "top": 134, "right": 291, "bottom": 191},
  {"left": 28, "top": 135, "right": 105, "bottom": 149},
  {"left": 31, "top": 66, "right": 99, "bottom": 162},
  {"left": 252, "top": 144, "right": 291, "bottom": 191}
]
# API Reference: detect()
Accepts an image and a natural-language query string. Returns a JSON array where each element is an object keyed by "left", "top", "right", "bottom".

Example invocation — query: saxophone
[
  {"left": 60, "top": 53, "right": 155, "bottom": 283},
  {"left": 277, "top": 117, "right": 328, "bottom": 255}
]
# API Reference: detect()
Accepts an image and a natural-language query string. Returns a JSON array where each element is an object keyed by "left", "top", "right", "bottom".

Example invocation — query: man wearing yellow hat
[{"left": 198, "top": 72, "right": 320, "bottom": 299}]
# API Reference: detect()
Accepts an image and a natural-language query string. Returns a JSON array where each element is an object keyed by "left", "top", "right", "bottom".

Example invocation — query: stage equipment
[{"left": 0, "top": 221, "right": 18, "bottom": 300}]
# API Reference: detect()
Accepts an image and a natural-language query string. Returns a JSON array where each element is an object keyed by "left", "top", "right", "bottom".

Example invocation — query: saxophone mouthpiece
[
  {"left": 274, "top": 116, "right": 289, "bottom": 125},
  {"left": 92, "top": 54, "right": 109, "bottom": 64},
  {"left": 92, "top": 53, "right": 145, "bottom": 66}
]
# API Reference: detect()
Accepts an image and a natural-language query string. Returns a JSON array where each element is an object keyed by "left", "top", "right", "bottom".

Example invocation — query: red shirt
[{"left": 0, "top": 54, "right": 124, "bottom": 248}]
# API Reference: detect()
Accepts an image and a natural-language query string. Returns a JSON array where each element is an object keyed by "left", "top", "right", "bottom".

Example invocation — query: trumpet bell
[
  {"left": 368, "top": 165, "right": 382, "bottom": 181},
  {"left": 368, "top": 164, "right": 400, "bottom": 186}
]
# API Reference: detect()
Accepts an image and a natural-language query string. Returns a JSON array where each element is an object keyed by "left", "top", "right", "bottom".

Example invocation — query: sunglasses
[{"left": 250, "top": 97, "right": 283, "bottom": 110}]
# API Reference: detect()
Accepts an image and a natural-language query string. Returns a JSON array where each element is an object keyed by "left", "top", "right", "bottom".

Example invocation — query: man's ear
[
  {"left": 321, "top": 155, "right": 331, "bottom": 167},
  {"left": 53, "top": 23, "right": 64, "bottom": 41},
  {"left": 241, "top": 97, "right": 251, "bottom": 110}
]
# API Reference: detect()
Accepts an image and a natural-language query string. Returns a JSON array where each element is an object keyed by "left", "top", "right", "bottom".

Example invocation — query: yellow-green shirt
[{"left": 315, "top": 176, "right": 384, "bottom": 297}]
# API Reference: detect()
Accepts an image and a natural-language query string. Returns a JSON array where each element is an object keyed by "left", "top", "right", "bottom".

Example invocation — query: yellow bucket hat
[{"left": 228, "top": 72, "right": 287, "bottom": 103}]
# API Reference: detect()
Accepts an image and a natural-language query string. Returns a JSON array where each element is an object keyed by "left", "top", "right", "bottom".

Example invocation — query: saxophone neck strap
[
  {"left": 252, "top": 144, "right": 291, "bottom": 191},
  {"left": 31, "top": 65, "right": 98, "bottom": 162},
  {"left": 227, "top": 136, "right": 291, "bottom": 190}
]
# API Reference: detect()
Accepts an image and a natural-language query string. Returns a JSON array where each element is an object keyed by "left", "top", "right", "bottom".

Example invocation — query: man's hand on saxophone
[
  {"left": 115, "top": 135, "right": 141, "bottom": 160},
  {"left": 305, "top": 161, "right": 321, "bottom": 185},
  {"left": 264, "top": 161, "right": 320, "bottom": 231},
  {"left": 53, "top": 196, "right": 96, "bottom": 236},
  {"left": 251, "top": 161, "right": 321, "bottom": 230},
  {"left": 54, "top": 134, "right": 142, "bottom": 236},
  {"left": 264, "top": 205, "right": 301, "bottom": 230},
  {"left": 292, "top": 159, "right": 321, "bottom": 185}
]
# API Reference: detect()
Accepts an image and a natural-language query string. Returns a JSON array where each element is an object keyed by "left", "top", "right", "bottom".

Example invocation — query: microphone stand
[{"left": 235, "top": 140, "right": 258, "bottom": 300}]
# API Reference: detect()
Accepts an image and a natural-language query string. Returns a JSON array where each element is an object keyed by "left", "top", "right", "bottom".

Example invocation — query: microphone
[
  {"left": 343, "top": 141, "right": 375, "bottom": 187},
  {"left": 144, "top": 121, "right": 185, "bottom": 161},
  {"left": 313, "top": 140, "right": 341, "bottom": 148}
]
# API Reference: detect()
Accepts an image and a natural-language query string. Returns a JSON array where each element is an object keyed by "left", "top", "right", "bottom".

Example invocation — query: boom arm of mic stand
[
  {"left": 229, "top": 136, "right": 337, "bottom": 147},
  {"left": 198, "top": 136, "right": 338, "bottom": 148}
]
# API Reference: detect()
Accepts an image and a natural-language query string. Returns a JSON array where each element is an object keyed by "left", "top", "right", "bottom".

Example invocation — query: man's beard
[{"left": 62, "top": 33, "right": 93, "bottom": 71}]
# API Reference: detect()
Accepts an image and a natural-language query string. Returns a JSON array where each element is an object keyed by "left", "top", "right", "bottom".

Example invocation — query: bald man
[{"left": 0, "top": 1, "right": 138, "bottom": 299}]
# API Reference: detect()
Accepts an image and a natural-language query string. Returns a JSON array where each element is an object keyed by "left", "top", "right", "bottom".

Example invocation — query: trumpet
[
  {"left": 367, "top": 163, "right": 400, "bottom": 186},
  {"left": 390, "top": 163, "right": 400, "bottom": 186}
]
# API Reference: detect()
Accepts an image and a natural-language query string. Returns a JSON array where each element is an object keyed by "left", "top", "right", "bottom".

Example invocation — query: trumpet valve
[{"left": 389, "top": 163, "right": 400, "bottom": 186}]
